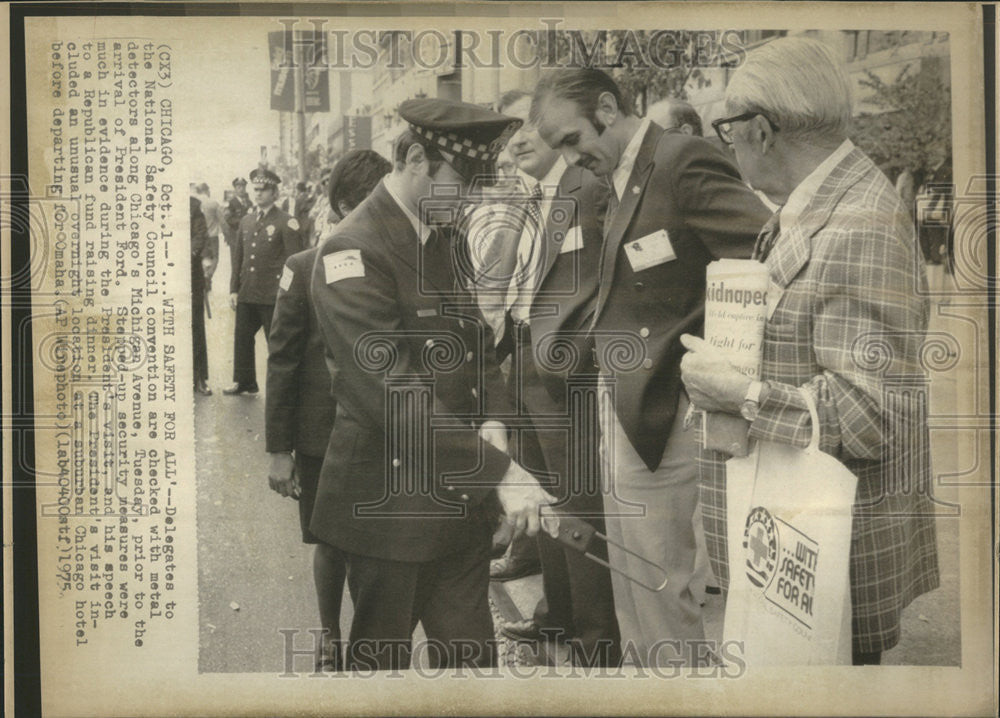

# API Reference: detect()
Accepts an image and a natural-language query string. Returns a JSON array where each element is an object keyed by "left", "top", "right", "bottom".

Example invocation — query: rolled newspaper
[{"left": 700, "top": 259, "right": 771, "bottom": 455}]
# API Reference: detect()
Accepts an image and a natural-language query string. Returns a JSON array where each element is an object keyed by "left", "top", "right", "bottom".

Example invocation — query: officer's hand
[
  {"left": 267, "top": 452, "right": 298, "bottom": 498},
  {"left": 679, "top": 334, "right": 751, "bottom": 414},
  {"left": 496, "top": 462, "right": 559, "bottom": 539},
  {"left": 479, "top": 420, "right": 508, "bottom": 454},
  {"left": 229, "top": 293, "right": 238, "bottom": 311}
]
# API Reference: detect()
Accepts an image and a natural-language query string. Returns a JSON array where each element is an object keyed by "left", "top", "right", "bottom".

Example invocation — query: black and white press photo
[{"left": 4, "top": 3, "right": 995, "bottom": 717}]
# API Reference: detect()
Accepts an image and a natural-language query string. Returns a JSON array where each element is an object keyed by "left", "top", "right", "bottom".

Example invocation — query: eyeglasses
[{"left": 711, "top": 112, "right": 780, "bottom": 146}]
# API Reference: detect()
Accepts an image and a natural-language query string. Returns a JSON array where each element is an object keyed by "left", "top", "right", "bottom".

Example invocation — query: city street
[{"left": 196, "top": 245, "right": 963, "bottom": 673}]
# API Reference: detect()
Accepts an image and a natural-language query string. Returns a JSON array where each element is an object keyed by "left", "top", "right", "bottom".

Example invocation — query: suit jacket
[
  {"left": 699, "top": 145, "right": 940, "bottom": 653},
  {"left": 509, "top": 166, "right": 609, "bottom": 510},
  {"left": 265, "top": 247, "right": 336, "bottom": 458},
  {"left": 592, "top": 123, "right": 771, "bottom": 470},
  {"left": 230, "top": 205, "right": 303, "bottom": 304},
  {"left": 309, "top": 181, "right": 513, "bottom": 563},
  {"left": 190, "top": 197, "right": 208, "bottom": 257}
]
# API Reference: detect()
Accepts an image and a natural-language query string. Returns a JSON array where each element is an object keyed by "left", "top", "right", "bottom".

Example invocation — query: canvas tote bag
[{"left": 721, "top": 387, "right": 857, "bottom": 666}]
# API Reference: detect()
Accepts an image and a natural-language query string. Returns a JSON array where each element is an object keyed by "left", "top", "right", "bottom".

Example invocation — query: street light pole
[{"left": 295, "top": 37, "right": 307, "bottom": 183}]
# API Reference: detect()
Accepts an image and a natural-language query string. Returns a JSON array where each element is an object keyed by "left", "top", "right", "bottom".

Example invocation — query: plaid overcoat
[{"left": 699, "top": 145, "right": 940, "bottom": 654}]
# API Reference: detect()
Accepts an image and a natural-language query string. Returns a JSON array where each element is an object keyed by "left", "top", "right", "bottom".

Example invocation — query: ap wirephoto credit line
[{"left": 2, "top": 2, "right": 995, "bottom": 716}]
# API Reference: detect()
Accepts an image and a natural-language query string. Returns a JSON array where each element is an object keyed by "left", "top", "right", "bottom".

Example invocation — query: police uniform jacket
[
  {"left": 230, "top": 205, "right": 304, "bottom": 305},
  {"left": 265, "top": 247, "right": 336, "bottom": 458},
  {"left": 309, "top": 180, "right": 513, "bottom": 563},
  {"left": 225, "top": 194, "right": 252, "bottom": 233},
  {"left": 592, "top": 123, "right": 771, "bottom": 471}
]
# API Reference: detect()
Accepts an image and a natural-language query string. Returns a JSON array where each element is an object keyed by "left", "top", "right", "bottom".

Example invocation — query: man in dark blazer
[
  {"left": 225, "top": 168, "right": 303, "bottom": 395},
  {"left": 534, "top": 69, "right": 771, "bottom": 666},
  {"left": 309, "top": 99, "right": 557, "bottom": 671},
  {"left": 265, "top": 150, "right": 392, "bottom": 672},
  {"left": 484, "top": 90, "right": 620, "bottom": 666}
]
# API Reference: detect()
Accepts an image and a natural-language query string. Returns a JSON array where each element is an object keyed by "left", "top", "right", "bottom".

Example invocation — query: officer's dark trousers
[
  {"left": 232, "top": 301, "right": 274, "bottom": 386},
  {"left": 191, "top": 254, "right": 208, "bottom": 383},
  {"left": 342, "top": 539, "right": 496, "bottom": 671}
]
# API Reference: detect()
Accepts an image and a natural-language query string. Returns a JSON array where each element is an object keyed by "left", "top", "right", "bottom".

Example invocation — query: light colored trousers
[{"left": 600, "top": 388, "right": 705, "bottom": 667}]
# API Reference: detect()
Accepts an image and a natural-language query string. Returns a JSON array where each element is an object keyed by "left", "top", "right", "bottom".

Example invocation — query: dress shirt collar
[
  {"left": 612, "top": 118, "right": 651, "bottom": 201},
  {"left": 533, "top": 155, "right": 568, "bottom": 201},
  {"left": 780, "top": 139, "right": 855, "bottom": 230},
  {"left": 383, "top": 174, "right": 433, "bottom": 245}
]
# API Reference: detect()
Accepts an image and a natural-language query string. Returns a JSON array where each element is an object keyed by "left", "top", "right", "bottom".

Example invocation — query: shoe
[
  {"left": 222, "top": 382, "right": 259, "bottom": 395},
  {"left": 490, "top": 555, "right": 541, "bottom": 582},
  {"left": 194, "top": 380, "right": 213, "bottom": 396},
  {"left": 500, "top": 618, "right": 542, "bottom": 642}
]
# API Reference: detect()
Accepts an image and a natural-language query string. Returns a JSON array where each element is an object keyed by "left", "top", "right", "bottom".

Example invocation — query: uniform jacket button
[
  {"left": 634, "top": 281, "right": 644, "bottom": 291},
  {"left": 392, "top": 458, "right": 401, "bottom": 468},
  {"left": 425, "top": 339, "right": 434, "bottom": 347},
  {"left": 640, "top": 327, "right": 650, "bottom": 338},
  {"left": 470, "top": 388, "right": 478, "bottom": 398},
  {"left": 446, "top": 485, "right": 455, "bottom": 491},
  {"left": 642, "top": 358, "right": 653, "bottom": 369},
  {"left": 460, "top": 494, "right": 470, "bottom": 501},
  {"left": 466, "top": 351, "right": 474, "bottom": 362}
]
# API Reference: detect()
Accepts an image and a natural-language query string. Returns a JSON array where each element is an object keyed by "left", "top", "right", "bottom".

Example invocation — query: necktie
[
  {"left": 424, "top": 226, "right": 467, "bottom": 294},
  {"left": 752, "top": 211, "right": 781, "bottom": 261},
  {"left": 509, "top": 184, "right": 546, "bottom": 321},
  {"left": 526, "top": 182, "right": 544, "bottom": 230},
  {"left": 255, "top": 208, "right": 264, "bottom": 223},
  {"left": 603, "top": 179, "right": 619, "bottom": 237}
]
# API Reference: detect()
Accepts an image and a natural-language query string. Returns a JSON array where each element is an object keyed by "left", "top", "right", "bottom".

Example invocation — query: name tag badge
[
  {"left": 324, "top": 249, "right": 365, "bottom": 284},
  {"left": 416, "top": 308, "right": 438, "bottom": 318},
  {"left": 767, "top": 279, "right": 784, "bottom": 320},
  {"left": 558, "top": 225, "right": 584, "bottom": 254},
  {"left": 624, "top": 229, "right": 676, "bottom": 272},
  {"left": 279, "top": 265, "right": 294, "bottom": 291}
]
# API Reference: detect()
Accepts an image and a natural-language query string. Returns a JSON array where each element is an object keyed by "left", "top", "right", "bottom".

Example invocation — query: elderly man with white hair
[{"left": 680, "top": 36, "right": 939, "bottom": 665}]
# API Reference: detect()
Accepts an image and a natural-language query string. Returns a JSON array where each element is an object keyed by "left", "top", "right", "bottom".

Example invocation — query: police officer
[
  {"left": 223, "top": 177, "right": 252, "bottom": 268},
  {"left": 264, "top": 150, "right": 392, "bottom": 672},
  {"left": 225, "top": 168, "right": 303, "bottom": 395},
  {"left": 309, "top": 99, "right": 558, "bottom": 671}
]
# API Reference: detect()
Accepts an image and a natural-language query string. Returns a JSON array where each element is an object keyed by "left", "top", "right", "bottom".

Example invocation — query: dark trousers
[
  {"left": 534, "top": 521, "right": 621, "bottom": 666},
  {"left": 342, "top": 539, "right": 496, "bottom": 671},
  {"left": 232, "top": 301, "right": 274, "bottom": 386},
  {"left": 511, "top": 321, "right": 621, "bottom": 666},
  {"left": 191, "top": 255, "right": 208, "bottom": 383}
]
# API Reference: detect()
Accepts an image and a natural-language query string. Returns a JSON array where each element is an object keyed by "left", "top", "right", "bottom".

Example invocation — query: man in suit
[
  {"left": 484, "top": 89, "right": 620, "bottom": 666},
  {"left": 646, "top": 98, "right": 705, "bottom": 137},
  {"left": 265, "top": 150, "right": 392, "bottom": 673},
  {"left": 680, "top": 36, "right": 939, "bottom": 665},
  {"left": 225, "top": 168, "right": 304, "bottom": 395},
  {"left": 309, "top": 98, "right": 558, "bottom": 671},
  {"left": 533, "top": 68, "right": 771, "bottom": 666}
]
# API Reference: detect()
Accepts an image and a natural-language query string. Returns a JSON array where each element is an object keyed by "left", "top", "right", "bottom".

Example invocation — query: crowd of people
[{"left": 190, "top": 36, "right": 939, "bottom": 672}]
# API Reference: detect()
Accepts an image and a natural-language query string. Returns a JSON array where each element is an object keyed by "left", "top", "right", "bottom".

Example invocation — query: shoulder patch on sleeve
[
  {"left": 324, "top": 249, "right": 365, "bottom": 284},
  {"left": 279, "top": 264, "right": 294, "bottom": 291},
  {"left": 288, "top": 217, "right": 300, "bottom": 231}
]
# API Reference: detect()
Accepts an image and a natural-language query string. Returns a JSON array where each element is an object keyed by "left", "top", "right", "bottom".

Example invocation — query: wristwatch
[{"left": 739, "top": 380, "right": 766, "bottom": 422}]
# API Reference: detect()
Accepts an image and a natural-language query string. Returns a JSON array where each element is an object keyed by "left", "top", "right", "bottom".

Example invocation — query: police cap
[
  {"left": 249, "top": 168, "right": 281, "bottom": 190},
  {"left": 399, "top": 98, "right": 521, "bottom": 185}
]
